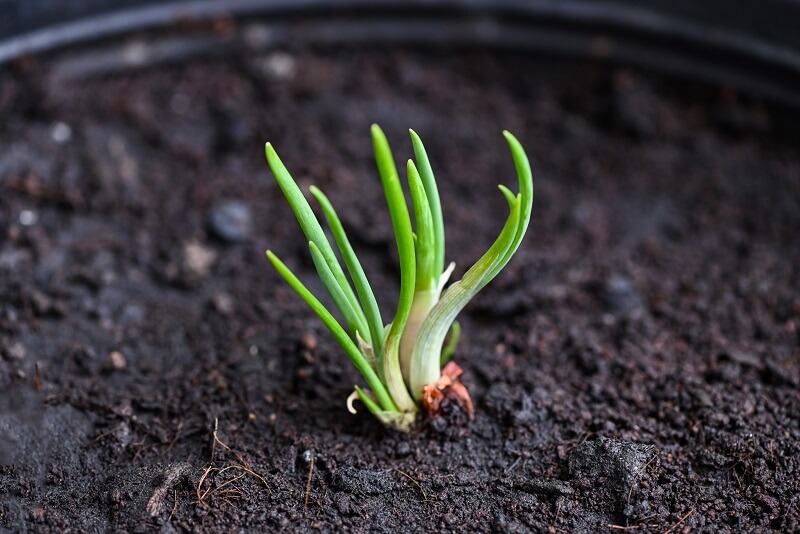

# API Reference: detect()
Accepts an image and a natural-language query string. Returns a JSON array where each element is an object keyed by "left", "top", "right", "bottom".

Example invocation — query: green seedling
[{"left": 265, "top": 125, "right": 533, "bottom": 431}]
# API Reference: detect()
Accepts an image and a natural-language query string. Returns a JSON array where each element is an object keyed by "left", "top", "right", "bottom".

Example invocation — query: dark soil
[{"left": 1, "top": 42, "right": 799, "bottom": 533}]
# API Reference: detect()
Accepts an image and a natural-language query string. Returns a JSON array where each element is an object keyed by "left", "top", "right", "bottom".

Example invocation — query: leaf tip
[{"left": 264, "top": 142, "right": 281, "bottom": 168}]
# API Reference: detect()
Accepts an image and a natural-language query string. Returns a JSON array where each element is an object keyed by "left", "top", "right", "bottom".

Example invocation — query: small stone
[
  {"left": 5, "top": 341, "right": 27, "bottom": 361},
  {"left": 50, "top": 122, "right": 72, "bottom": 144},
  {"left": 207, "top": 201, "right": 252, "bottom": 242},
  {"left": 184, "top": 241, "right": 217, "bottom": 278},
  {"left": 259, "top": 52, "right": 296, "bottom": 80},
  {"left": 395, "top": 442, "right": 412, "bottom": 458},
  {"left": 604, "top": 274, "right": 644, "bottom": 316},
  {"left": 301, "top": 333, "right": 317, "bottom": 351},
  {"left": 18, "top": 210, "right": 38, "bottom": 226},
  {"left": 109, "top": 351, "right": 127, "bottom": 370},
  {"left": 30, "top": 290, "right": 64, "bottom": 317},
  {"left": 211, "top": 292, "right": 235, "bottom": 315},
  {"left": 334, "top": 493, "right": 352, "bottom": 515}
]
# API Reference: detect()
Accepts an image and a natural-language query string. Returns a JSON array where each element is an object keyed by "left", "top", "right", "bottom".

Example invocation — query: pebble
[
  {"left": 301, "top": 333, "right": 317, "bottom": 351},
  {"left": 5, "top": 341, "right": 27, "bottom": 361},
  {"left": 109, "top": 351, "right": 127, "bottom": 370},
  {"left": 604, "top": 274, "right": 645, "bottom": 316},
  {"left": 258, "top": 52, "right": 296, "bottom": 80},
  {"left": 207, "top": 201, "right": 252, "bottom": 242},
  {"left": 18, "top": 210, "right": 38, "bottom": 226},
  {"left": 183, "top": 241, "right": 217, "bottom": 277},
  {"left": 50, "top": 122, "right": 72, "bottom": 144},
  {"left": 211, "top": 292, "right": 235, "bottom": 315}
]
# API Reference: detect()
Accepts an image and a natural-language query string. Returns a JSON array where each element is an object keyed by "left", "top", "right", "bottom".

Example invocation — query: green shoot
[{"left": 265, "top": 126, "right": 533, "bottom": 431}]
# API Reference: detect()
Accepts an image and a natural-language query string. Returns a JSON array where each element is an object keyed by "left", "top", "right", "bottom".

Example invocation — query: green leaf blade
[
  {"left": 310, "top": 186, "right": 384, "bottom": 355},
  {"left": 266, "top": 250, "right": 398, "bottom": 413},
  {"left": 409, "top": 189, "right": 523, "bottom": 399},
  {"left": 407, "top": 160, "right": 436, "bottom": 290},
  {"left": 487, "top": 131, "right": 534, "bottom": 283},
  {"left": 409, "top": 129, "right": 445, "bottom": 278},
  {"left": 265, "top": 143, "right": 368, "bottom": 338},
  {"left": 307, "top": 240, "right": 365, "bottom": 339},
  {"left": 409, "top": 131, "right": 534, "bottom": 399},
  {"left": 371, "top": 125, "right": 417, "bottom": 412}
]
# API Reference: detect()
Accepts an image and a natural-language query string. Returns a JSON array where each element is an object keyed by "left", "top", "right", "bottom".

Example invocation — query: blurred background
[{"left": 2, "top": 1, "right": 800, "bottom": 106}]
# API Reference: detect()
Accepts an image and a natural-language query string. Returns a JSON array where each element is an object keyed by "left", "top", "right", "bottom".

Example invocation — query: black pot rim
[{"left": 2, "top": 1, "right": 800, "bottom": 108}]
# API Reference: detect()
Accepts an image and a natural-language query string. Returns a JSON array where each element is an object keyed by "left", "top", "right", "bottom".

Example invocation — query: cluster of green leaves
[{"left": 265, "top": 125, "right": 533, "bottom": 431}]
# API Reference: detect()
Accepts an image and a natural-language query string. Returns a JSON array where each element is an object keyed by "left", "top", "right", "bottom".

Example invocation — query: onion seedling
[{"left": 265, "top": 125, "right": 533, "bottom": 431}]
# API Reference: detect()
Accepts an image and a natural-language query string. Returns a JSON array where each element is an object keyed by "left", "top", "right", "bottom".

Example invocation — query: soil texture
[{"left": 1, "top": 44, "right": 799, "bottom": 532}]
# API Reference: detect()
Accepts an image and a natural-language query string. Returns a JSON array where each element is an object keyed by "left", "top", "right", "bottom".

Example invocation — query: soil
[{"left": 1, "top": 41, "right": 799, "bottom": 533}]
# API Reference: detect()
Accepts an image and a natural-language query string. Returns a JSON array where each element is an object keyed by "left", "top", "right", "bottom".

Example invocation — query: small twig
[
  {"left": 197, "top": 464, "right": 270, "bottom": 505},
  {"left": 505, "top": 457, "right": 521, "bottom": 474},
  {"left": 553, "top": 498, "right": 562, "bottom": 527},
  {"left": 211, "top": 418, "right": 221, "bottom": 460},
  {"left": 204, "top": 472, "right": 247, "bottom": 500},
  {"left": 393, "top": 468, "right": 427, "bottom": 500},
  {"left": 131, "top": 440, "right": 150, "bottom": 464},
  {"left": 196, "top": 466, "right": 215, "bottom": 505},
  {"left": 168, "top": 489, "right": 178, "bottom": 522},
  {"left": 197, "top": 418, "right": 272, "bottom": 510},
  {"left": 663, "top": 509, "right": 694, "bottom": 534},
  {"left": 88, "top": 428, "right": 118, "bottom": 446},
  {"left": 304, "top": 456, "right": 315, "bottom": 510},
  {"left": 608, "top": 513, "right": 660, "bottom": 531},
  {"left": 34, "top": 363, "right": 41, "bottom": 391},
  {"left": 211, "top": 418, "right": 249, "bottom": 465},
  {"left": 224, "top": 465, "right": 270, "bottom": 491}
]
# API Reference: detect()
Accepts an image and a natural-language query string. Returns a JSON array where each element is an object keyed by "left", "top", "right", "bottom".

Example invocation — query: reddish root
[{"left": 421, "top": 362, "right": 474, "bottom": 419}]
